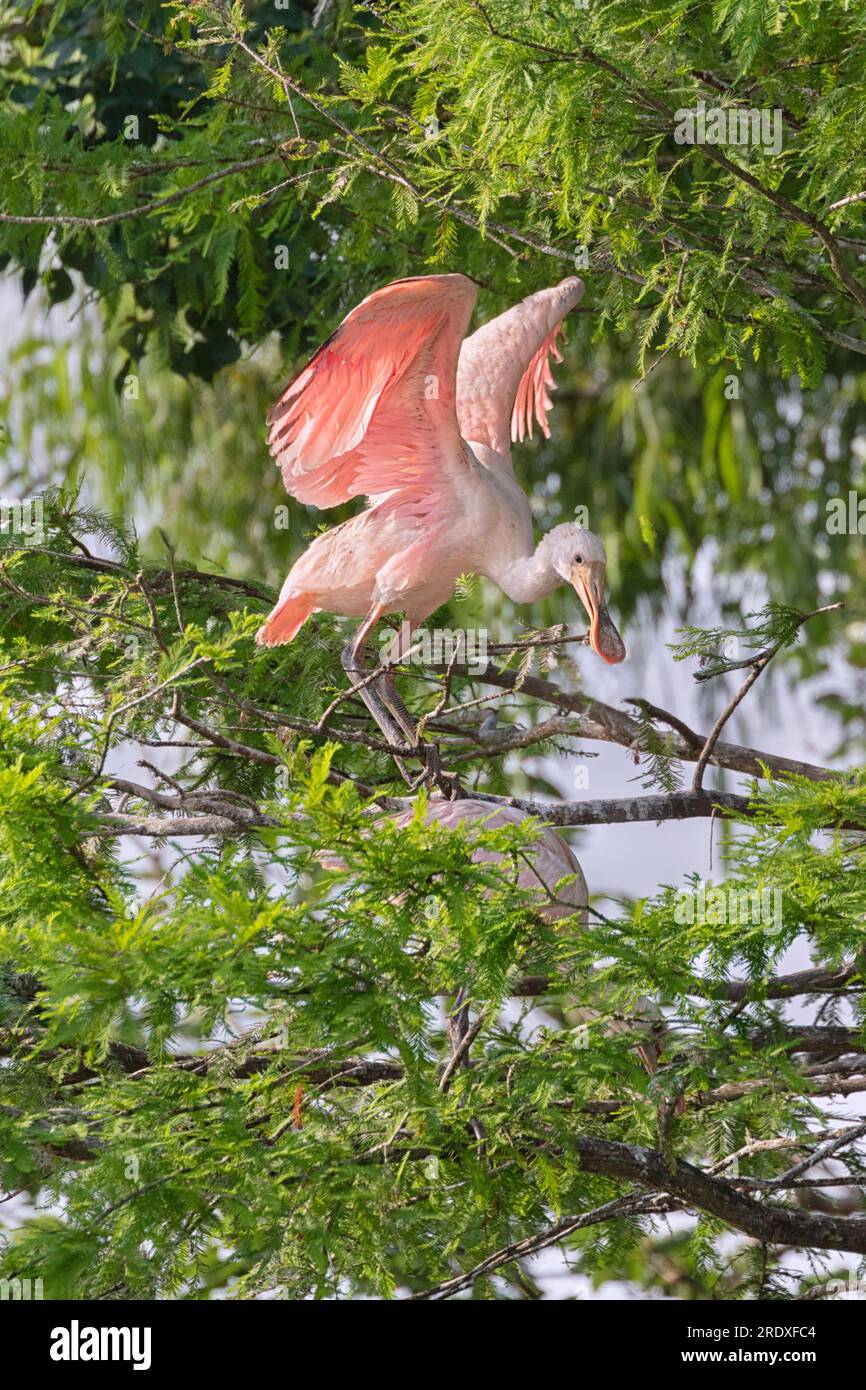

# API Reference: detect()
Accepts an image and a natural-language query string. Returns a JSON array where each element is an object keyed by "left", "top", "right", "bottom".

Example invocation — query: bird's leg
[
  {"left": 447, "top": 985, "right": 471, "bottom": 1058},
  {"left": 375, "top": 622, "right": 419, "bottom": 742},
  {"left": 341, "top": 608, "right": 414, "bottom": 785},
  {"left": 378, "top": 625, "right": 461, "bottom": 798},
  {"left": 343, "top": 617, "right": 455, "bottom": 793},
  {"left": 379, "top": 668, "right": 418, "bottom": 742},
  {"left": 383, "top": 672, "right": 460, "bottom": 798}
]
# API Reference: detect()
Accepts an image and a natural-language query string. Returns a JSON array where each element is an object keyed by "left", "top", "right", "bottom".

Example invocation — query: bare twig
[
  {"left": 440, "top": 1006, "right": 488, "bottom": 1093},
  {"left": 691, "top": 604, "right": 844, "bottom": 791}
]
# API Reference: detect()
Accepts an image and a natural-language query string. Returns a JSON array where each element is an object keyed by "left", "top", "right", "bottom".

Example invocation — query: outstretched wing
[
  {"left": 456, "top": 277, "right": 584, "bottom": 458},
  {"left": 266, "top": 274, "right": 477, "bottom": 509}
]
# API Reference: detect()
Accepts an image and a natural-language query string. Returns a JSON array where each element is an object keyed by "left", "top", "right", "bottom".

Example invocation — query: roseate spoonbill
[
  {"left": 385, "top": 799, "right": 662, "bottom": 1069},
  {"left": 256, "top": 274, "right": 625, "bottom": 756},
  {"left": 392, "top": 798, "right": 588, "bottom": 919}
]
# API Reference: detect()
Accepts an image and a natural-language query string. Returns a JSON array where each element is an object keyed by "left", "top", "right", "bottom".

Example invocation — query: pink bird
[
  {"left": 256, "top": 274, "right": 625, "bottom": 752},
  {"left": 393, "top": 797, "right": 588, "bottom": 921},
  {"left": 385, "top": 799, "right": 663, "bottom": 1068}
]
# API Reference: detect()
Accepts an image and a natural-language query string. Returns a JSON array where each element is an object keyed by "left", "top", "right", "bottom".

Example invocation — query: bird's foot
[{"left": 409, "top": 741, "right": 462, "bottom": 799}]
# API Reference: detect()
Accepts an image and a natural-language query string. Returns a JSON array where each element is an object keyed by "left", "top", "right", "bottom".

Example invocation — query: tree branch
[
  {"left": 87, "top": 784, "right": 863, "bottom": 838},
  {"left": 437, "top": 658, "right": 835, "bottom": 783},
  {"left": 414, "top": 1131, "right": 866, "bottom": 1297},
  {"left": 0, "top": 153, "right": 288, "bottom": 227}
]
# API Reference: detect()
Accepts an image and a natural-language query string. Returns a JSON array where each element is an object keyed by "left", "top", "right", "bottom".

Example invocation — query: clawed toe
[{"left": 408, "top": 741, "right": 461, "bottom": 798}]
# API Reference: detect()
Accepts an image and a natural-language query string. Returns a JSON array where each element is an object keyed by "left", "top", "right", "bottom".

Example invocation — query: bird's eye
[{"left": 574, "top": 554, "right": 583, "bottom": 565}]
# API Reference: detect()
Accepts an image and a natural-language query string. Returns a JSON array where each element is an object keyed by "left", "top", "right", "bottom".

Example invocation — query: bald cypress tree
[{"left": 2, "top": 1, "right": 866, "bottom": 1301}]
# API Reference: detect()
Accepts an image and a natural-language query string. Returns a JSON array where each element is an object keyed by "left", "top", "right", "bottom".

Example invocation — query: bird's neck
[{"left": 488, "top": 538, "right": 563, "bottom": 605}]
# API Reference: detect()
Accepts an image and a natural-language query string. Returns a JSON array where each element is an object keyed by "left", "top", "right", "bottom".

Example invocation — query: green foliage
[
  {"left": 670, "top": 602, "right": 810, "bottom": 676},
  {"left": 3, "top": 0, "right": 866, "bottom": 716},
  {"left": 4, "top": 1, "right": 866, "bottom": 381},
  {"left": 4, "top": 0, "right": 866, "bottom": 1301},
  {"left": 0, "top": 508, "right": 865, "bottom": 1299}
]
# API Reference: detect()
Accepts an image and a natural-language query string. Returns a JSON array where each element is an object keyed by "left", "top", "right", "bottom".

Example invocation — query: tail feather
[{"left": 256, "top": 592, "right": 314, "bottom": 646}]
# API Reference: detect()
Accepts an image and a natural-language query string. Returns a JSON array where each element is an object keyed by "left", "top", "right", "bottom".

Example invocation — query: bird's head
[{"left": 546, "top": 524, "right": 626, "bottom": 664}]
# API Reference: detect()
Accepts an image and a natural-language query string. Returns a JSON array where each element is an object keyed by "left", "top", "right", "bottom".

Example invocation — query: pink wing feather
[
  {"left": 511, "top": 326, "right": 564, "bottom": 443},
  {"left": 266, "top": 274, "right": 477, "bottom": 509},
  {"left": 456, "top": 277, "right": 584, "bottom": 458}
]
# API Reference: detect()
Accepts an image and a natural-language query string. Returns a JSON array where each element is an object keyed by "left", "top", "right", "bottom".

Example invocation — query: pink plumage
[
  {"left": 510, "top": 327, "right": 564, "bottom": 443},
  {"left": 266, "top": 274, "right": 475, "bottom": 510},
  {"left": 455, "top": 279, "right": 580, "bottom": 453},
  {"left": 334, "top": 798, "right": 661, "bottom": 1069},
  {"left": 392, "top": 798, "right": 588, "bottom": 921},
  {"left": 257, "top": 273, "right": 625, "bottom": 668}
]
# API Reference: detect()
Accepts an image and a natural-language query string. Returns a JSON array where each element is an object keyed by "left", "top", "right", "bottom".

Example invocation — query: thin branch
[
  {"left": 692, "top": 664, "right": 766, "bottom": 793},
  {"left": 763, "top": 1122, "right": 866, "bottom": 1189},
  {"left": 412, "top": 1188, "right": 668, "bottom": 1299},
  {"left": 438, "top": 658, "right": 836, "bottom": 784},
  {"left": 0, "top": 154, "right": 285, "bottom": 227},
  {"left": 439, "top": 1007, "right": 488, "bottom": 1092},
  {"left": 692, "top": 603, "right": 845, "bottom": 683},
  {"left": 829, "top": 191, "right": 866, "bottom": 212},
  {"left": 691, "top": 603, "right": 844, "bottom": 790}
]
